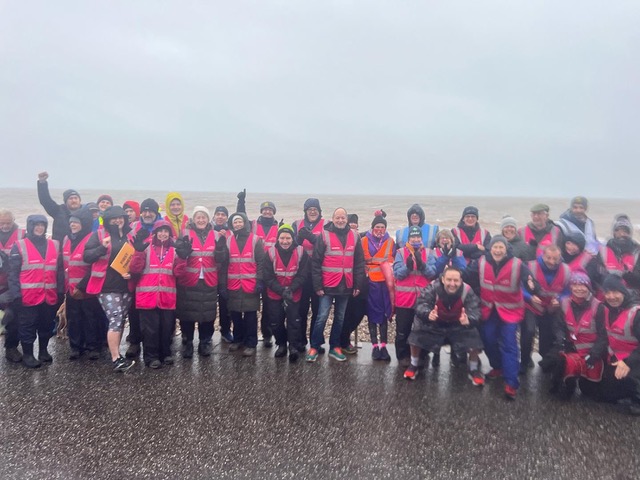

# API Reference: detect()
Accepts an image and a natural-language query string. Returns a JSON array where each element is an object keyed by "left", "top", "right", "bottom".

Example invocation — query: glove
[
  {"left": 216, "top": 233, "right": 227, "bottom": 248},
  {"left": 175, "top": 236, "right": 193, "bottom": 259},
  {"left": 132, "top": 232, "right": 150, "bottom": 252},
  {"left": 446, "top": 246, "right": 457, "bottom": 258},
  {"left": 528, "top": 239, "right": 538, "bottom": 247},
  {"left": 255, "top": 282, "right": 263, "bottom": 295},
  {"left": 218, "top": 286, "right": 228, "bottom": 300},
  {"left": 622, "top": 271, "right": 635, "bottom": 283},
  {"left": 282, "top": 288, "right": 294, "bottom": 302},
  {"left": 278, "top": 218, "right": 284, "bottom": 227},
  {"left": 414, "top": 253, "right": 425, "bottom": 270},
  {"left": 237, "top": 189, "right": 246, "bottom": 201},
  {"left": 585, "top": 354, "right": 596, "bottom": 368},
  {"left": 441, "top": 245, "right": 451, "bottom": 257},
  {"left": 297, "top": 227, "right": 313, "bottom": 242},
  {"left": 406, "top": 254, "right": 414, "bottom": 270}
]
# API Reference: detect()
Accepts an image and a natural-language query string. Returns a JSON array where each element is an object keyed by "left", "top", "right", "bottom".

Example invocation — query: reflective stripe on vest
[
  {"left": 321, "top": 229, "right": 357, "bottom": 288},
  {"left": 266, "top": 246, "right": 304, "bottom": 302},
  {"left": 518, "top": 226, "right": 559, "bottom": 257},
  {"left": 252, "top": 220, "right": 278, "bottom": 250},
  {"left": 16, "top": 238, "right": 59, "bottom": 306},
  {"left": 63, "top": 234, "right": 91, "bottom": 293},
  {"left": 452, "top": 227, "right": 488, "bottom": 246},
  {"left": 394, "top": 248, "right": 429, "bottom": 309},
  {"left": 297, "top": 218, "right": 325, "bottom": 256},
  {"left": 136, "top": 246, "right": 177, "bottom": 309},
  {"left": 600, "top": 245, "right": 638, "bottom": 276},
  {"left": 606, "top": 305, "right": 640, "bottom": 361},
  {"left": 478, "top": 256, "right": 524, "bottom": 323},
  {"left": 86, "top": 229, "right": 111, "bottom": 295},
  {"left": 567, "top": 252, "right": 593, "bottom": 273},
  {"left": 561, "top": 296, "right": 600, "bottom": 355},
  {"left": 227, "top": 233, "right": 259, "bottom": 293},
  {"left": 527, "top": 260, "right": 570, "bottom": 314},
  {"left": 180, "top": 228, "right": 218, "bottom": 287}
]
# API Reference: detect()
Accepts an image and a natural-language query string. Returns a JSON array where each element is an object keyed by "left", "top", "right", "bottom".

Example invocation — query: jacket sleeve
[
  {"left": 311, "top": 234, "right": 326, "bottom": 293},
  {"left": 463, "top": 260, "right": 480, "bottom": 295},
  {"left": 433, "top": 251, "right": 449, "bottom": 276},
  {"left": 393, "top": 250, "right": 409, "bottom": 280},
  {"left": 483, "top": 231, "right": 492, "bottom": 249},
  {"left": 452, "top": 253, "right": 467, "bottom": 273},
  {"left": 551, "top": 309, "right": 568, "bottom": 353},
  {"left": 290, "top": 253, "right": 309, "bottom": 293},
  {"left": 414, "top": 283, "right": 437, "bottom": 324},
  {"left": 353, "top": 237, "right": 366, "bottom": 292},
  {"left": 8, "top": 244, "right": 22, "bottom": 300},
  {"left": 83, "top": 232, "right": 107, "bottom": 264},
  {"left": 625, "top": 311, "right": 640, "bottom": 368},
  {"left": 422, "top": 250, "right": 437, "bottom": 280},
  {"left": 0, "top": 251, "right": 7, "bottom": 274},
  {"left": 128, "top": 251, "right": 147, "bottom": 274},
  {"left": 263, "top": 253, "right": 282, "bottom": 295},
  {"left": 37, "top": 180, "right": 61, "bottom": 218},
  {"left": 463, "top": 288, "right": 481, "bottom": 327},
  {"left": 254, "top": 238, "right": 266, "bottom": 283},
  {"left": 172, "top": 256, "right": 187, "bottom": 278},
  {"left": 588, "top": 303, "right": 609, "bottom": 362}
]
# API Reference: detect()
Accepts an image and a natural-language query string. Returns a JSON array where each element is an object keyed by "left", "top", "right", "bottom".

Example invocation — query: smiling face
[
  {"left": 306, "top": 207, "right": 320, "bottom": 223},
  {"left": 570, "top": 283, "right": 590, "bottom": 299},
  {"left": 98, "top": 199, "right": 112, "bottom": 211},
  {"left": 442, "top": 269, "right": 463, "bottom": 294},
  {"left": 0, "top": 214, "right": 13, "bottom": 233},
  {"left": 155, "top": 228, "right": 171, "bottom": 242},
  {"left": 605, "top": 290, "right": 624, "bottom": 308},
  {"left": 502, "top": 225, "right": 517, "bottom": 241},
  {"left": 542, "top": 248, "right": 562, "bottom": 270},
  {"left": 530, "top": 210, "right": 548, "bottom": 229},
  {"left": 463, "top": 214, "right": 477, "bottom": 227},
  {"left": 69, "top": 220, "right": 82, "bottom": 234},
  {"left": 141, "top": 210, "right": 157, "bottom": 224},
  {"left": 564, "top": 240, "right": 580, "bottom": 255},
  {"left": 332, "top": 208, "right": 347, "bottom": 229},
  {"left": 232, "top": 216, "right": 245, "bottom": 231},
  {"left": 193, "top": 212, "right": 209, "bottom": 229},
  {"left": 66, "top": 195, "right": 81, "bottom": 211},
  {"left": 261, "top": 207, "right": 274, "bottom": 219},
  {"left": 169, "top": 199, "right": 183, "bottom": 216},
  {"left": 278, "top": 232, "right": 293, "bottom": 250},
  {"left": 33, "top": 222, "right": 46, "bottom": 236},
  {"left": 571, "top": 203, "right": 587, "bottom": 221},
  {"left": 213, "top": 211, "right": 227, "bottom": 226},
  {"left": 109, "top": 217, "right": 125, "bottom": 229},
  {"left": 490, "top": 241, "right": 507, "bottom": 261}
]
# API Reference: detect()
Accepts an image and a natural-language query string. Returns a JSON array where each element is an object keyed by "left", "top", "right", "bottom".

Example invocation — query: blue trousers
[
  {"left": 311, "top": 294, "right": 349, "bottom": 350},
  {"left": 480, "top": 311, "right": 520, "bottom": 389}
]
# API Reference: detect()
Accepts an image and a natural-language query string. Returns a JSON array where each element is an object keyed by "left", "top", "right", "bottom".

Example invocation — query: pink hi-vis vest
[
  {"left": 518, "top": 225, "right": 559, "bottom": 257},
  {"left": 478, "top": 256, "right": 524, "bottom": 323},
  {"left": 321, "top": 229, "right": 357, "bottom": 289},
  {"left": 297, "top": 219, "right": 325, "bottom": 256},
  {"left": 227, "top": 233, "right": 259, "bottom": 294},
  {"left": 527, "top": 260, "right": 570, "bottom": 314},
  {"left": 567, "top": 252, "right": 594, "bottom": 273},
  {"left": 179, "top": 229, "right": 218, "bottom": 288},
  {"left": 600, "top": 245, "right": 638, "bottom": 276},
  {"left": 62, "top": 234, "right": 91, "bottom": 293},
  {"left": 266, "top": 246, "right": 304, "bottom": 302},
  {"left": 561, "top": 297, "right": 600, "bottom": 355},
  {"left": 394, "top": 248, "right": 429, "bottom": 309},
  {"left": 136, "top": 246, "right": 177, "bottom": 310},
  {"left": 252, "top": 220, "right": 278, "bottom": 250},
  {"left": 606, "top": 305, "right": 640, "bottom": 361},
  {"left": 452, "top": 227, "right": 488, "bottom": 246},
  {"left": 16, "top": 238, "right": 59, "bottom": 306}
]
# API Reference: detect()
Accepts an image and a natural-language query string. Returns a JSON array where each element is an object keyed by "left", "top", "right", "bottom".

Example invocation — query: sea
[{"left": 2, "top": 187, "right": 639, "bottom": 240}]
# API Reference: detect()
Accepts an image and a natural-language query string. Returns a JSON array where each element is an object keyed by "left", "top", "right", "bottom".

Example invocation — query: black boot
[
  {"left": 39, "top": 337, "right": 53, "bottom": 363},
  {"left": 182, "top": 341, "right": 194, "bottom": 359},
  {"left": 5, "top": 347, "right": 23, "bottom": 363},
  {"left": 125, "top": 342, "right": 141, "bottom": 358},
  {"left": 22, "top": 343, "right": 42, "bottom": 368},
  {"left": 275, "top": 344, "right": 288, "bottom": 358},
  {"left": 198, "top": 341, "right": 213, "bottom": 357}
]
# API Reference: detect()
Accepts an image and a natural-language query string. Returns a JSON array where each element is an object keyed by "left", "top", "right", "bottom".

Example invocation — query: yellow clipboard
[{"left": 110, "top": 242, "right": 136, "bottom": 275}]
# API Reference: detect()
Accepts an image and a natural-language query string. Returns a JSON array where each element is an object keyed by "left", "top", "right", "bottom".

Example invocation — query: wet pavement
[{"left": 2, "top": 334, "right": 639, "bottom": 480}]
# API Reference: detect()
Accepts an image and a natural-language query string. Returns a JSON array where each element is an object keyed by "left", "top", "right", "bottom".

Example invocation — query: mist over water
[{"left": 3, "top": 188, "right": 639, "bottom": 241}]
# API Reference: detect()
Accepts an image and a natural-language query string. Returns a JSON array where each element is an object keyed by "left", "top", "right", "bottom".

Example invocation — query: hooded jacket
[
  {"left": 395, "top": 204, "right": 439, "bottom": 249},
  {"left": 165, "top": 192, "right": 188, "bottom": 237}
]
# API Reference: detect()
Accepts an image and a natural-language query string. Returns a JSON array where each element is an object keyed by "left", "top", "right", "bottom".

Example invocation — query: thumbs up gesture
[
  {"left": 428, "top": 305, "right": 438, "bottom": 321},
  {"left": 459, "top": 307, "right": 469, "bottom": 326}
]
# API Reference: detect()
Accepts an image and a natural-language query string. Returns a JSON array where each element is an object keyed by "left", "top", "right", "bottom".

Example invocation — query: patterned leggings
[{"left": 98, "top": 293, "right": 133, "bottom": 333}]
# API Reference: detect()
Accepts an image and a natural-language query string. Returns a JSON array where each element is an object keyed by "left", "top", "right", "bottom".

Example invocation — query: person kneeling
[{"left": 404, "top": 267, "right": 485, "bottom": 386}]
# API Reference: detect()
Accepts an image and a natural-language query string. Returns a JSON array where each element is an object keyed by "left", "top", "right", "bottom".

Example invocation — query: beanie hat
[
  {"left": 461, "top": 206, "right": 479, "bottom": 220},
  {"left": 278, "top": 223, "right": 295, "bottom": 238},
  {"left": 348, "top": 214, "right": 359, "bottom": 225},
  {"left": 152, "top": 219, "right": 174, "bottom": 237},
  {"left": 85, "top": 202, "right": 99, "bottom": 211},
  {"left": 371, "top": 210, "right": 387, "bottom": 229},
  {"left": 602, "top": 274, "right": 629, "bottom": 296},
  {"left": 612, "top": 214, "right": 633, "bottom": 235},
  {"left": 192, "top": 205, "right": 211, "bottom": 220},
  {"left": 500, "top": 215, "right": 517, "bottom": 231},
  {"left": 530, "top": 203, "right": 550, "bottom": 213},
  {"left": 303, "top": 198, "right": 321, "bottom": 212},
  {"left": 489, "top": 235, "right": 508, "bottom": 249},
  {"left": 69, "top": 215, "right": 81, "bottom": 224},
  {"left": 140, "top": 198, "right": 160, "bottom": 214},
  {"left": 569, "top": 270, "right": 592, "bottom": 290},
  {"left": 63, "top": 189, "right": 81, "bottom": 203},
  {"left": 123, "top": 200, "right": 140, "bottom": 219},
  {"left": 260, "top": 201, "right": 276, "bottom": 215},
  {"left": 214, "top": 206, "right": 229, "bottom": 217},
  {"left": 570, "top": 196, "right": 589, "bottom": 209},
  {"left": 409, "top": 226, "right": 423, "bottom": 237},
  {"left": 564, "top": 231, "right": 586, "bottom": 251},
  {"left": 96, "top": 194, "right": 113, "bottom": 206}
]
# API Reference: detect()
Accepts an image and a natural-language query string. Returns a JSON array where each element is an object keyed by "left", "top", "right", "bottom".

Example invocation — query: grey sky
[{"left": 1, "top": 1, "right": 638, "bottom": 197}]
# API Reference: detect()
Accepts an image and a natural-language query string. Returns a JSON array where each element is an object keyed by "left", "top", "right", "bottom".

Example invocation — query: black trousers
[
  {"left": 260, "top": 296, "right": 273, "bottom": 340},
  {"left": 140, "top": 308, "right": 175, "bottom": 364},
  {"left": 231, "top": 311, "right": 258, "bottom": 348},
  {"left": 66, "top": 294, "right": 102, "bottom": 352},
  {"left": 180, "top": 320, "right": 214, "bottom": 343},
  {"left": 2, "top": 303, "right": 20, "bottom": 349},
  {"left": 579, "top": 363, "right": 640, "bottom": 404},
  {"left": 521, "top": 310, "right": 555, "bottom": 364},
  {"left": 264, "top": 296, "right": 303, "bottom": 350},
  {"left": 127, "top": 295, "right": 142, "bottom": 344},
  {"left": 218, "top": 294, "right": 232, "bottom": 335},
  {"left": 394, "top": 307, "right": 415, "bottom": 360},
  {"left": 298, "top": 276, "right": 319, "bottom": 344},
  {"left": 19, "top": 303, "right": 56, "bottom": 346},
  {"left": 340, "top": 294, "right": 367, "bottom": 348}
]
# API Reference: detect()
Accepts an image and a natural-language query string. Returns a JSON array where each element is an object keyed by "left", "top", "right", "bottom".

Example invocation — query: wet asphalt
[{"left": 1, "top": 333, "right": 639, "bottom": 480}]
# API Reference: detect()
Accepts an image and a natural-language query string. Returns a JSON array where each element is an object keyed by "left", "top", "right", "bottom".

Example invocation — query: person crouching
[{"left": 129, "top": 221, "right": 185, "bottom": 369}]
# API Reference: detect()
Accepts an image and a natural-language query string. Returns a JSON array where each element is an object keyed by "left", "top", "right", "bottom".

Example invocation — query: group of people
[{"left": 0, "top": 174, "right": 639, "bottom": 414}]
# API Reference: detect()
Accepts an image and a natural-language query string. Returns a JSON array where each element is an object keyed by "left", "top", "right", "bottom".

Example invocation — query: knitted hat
[
  {"left": 192, "top": 205, "right": 211, "bottom": 220},
  {"left": 500, "top": 215, "right": 517, "bottom": 231},
  {"left": 260, "top": 201, "right": 276, "bottom": 215},
  {"left": 63, "top": 189, "right": 81, "bottom": 203},
  {"left": 564, "top": 231, "right": 586, "bottom": 251},
  {"left": 602, "top": 274, "right": 628, "bottom": 295},
  {"left": 569, "top": 270, "right": 592, "bottom": 290},
  {"left": 461, "top": 206, "right": 479, "bottom": 219},
  {"left": 489, "top": 235, "right": 508, "bottom": 249},
  {"left": 303, "top": 198, "right": 321, "bottom": 212},
  {"left": 278, "top": 223, "right": 295, "bottom": 238},
  {"left": 371, "top": 210, "right": 387, "bottom": 228},
  {"left": 347, "top": 214, "right": 359, "bottom": 225},
  {"left": 214, "top": 206, "right": 229, "bottom": 217},
  {"left": 570, "top": 196, "right": 589, "bottom": 209},
  {"left": 530, "top": 203, "right": 550, "bottom": 213},
  {"left": 613, "top": 214, "right": 632, "bottom": 235},
  {"left": 140, "top": 198, "right": 160, "bottom": 214},
  {"left": 409, "top": 226, "right": 422, "bottom": 237},
  {"left": 96, "top": 194, "right": 113, "bottom": 206}
]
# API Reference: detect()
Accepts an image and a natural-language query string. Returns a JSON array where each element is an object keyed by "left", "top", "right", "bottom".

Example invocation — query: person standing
[
  {"left": 165, "top": 192, "right": 189, "bottom": 238},
  {"left": 0, "top": 209, "right": 24, "bottom": 363},
  {"left": 395, "top": 204, "right": 439, "bottom": 249},
  {"left": 212, "top": 205, "right": 234, "bottom": 344},
  {"left": 452, "top": 206, "right": 491, "bottom": 264},
  {"left": 518, "top": 203, "right": 563, "bottom": 261},
  {"left": 36, "top": 171, "right": 82, "bottom": 243},
  {"left": 499, "top": 216, "right": 528, "bottom": 260},
  {"left": 557, "top": 196, "right": 600, "bottom": 255}
]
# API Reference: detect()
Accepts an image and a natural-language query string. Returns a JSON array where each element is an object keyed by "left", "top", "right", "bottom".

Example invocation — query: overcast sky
[{"left": 1, "top": 1, "right": 638, "bottom": 198}]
